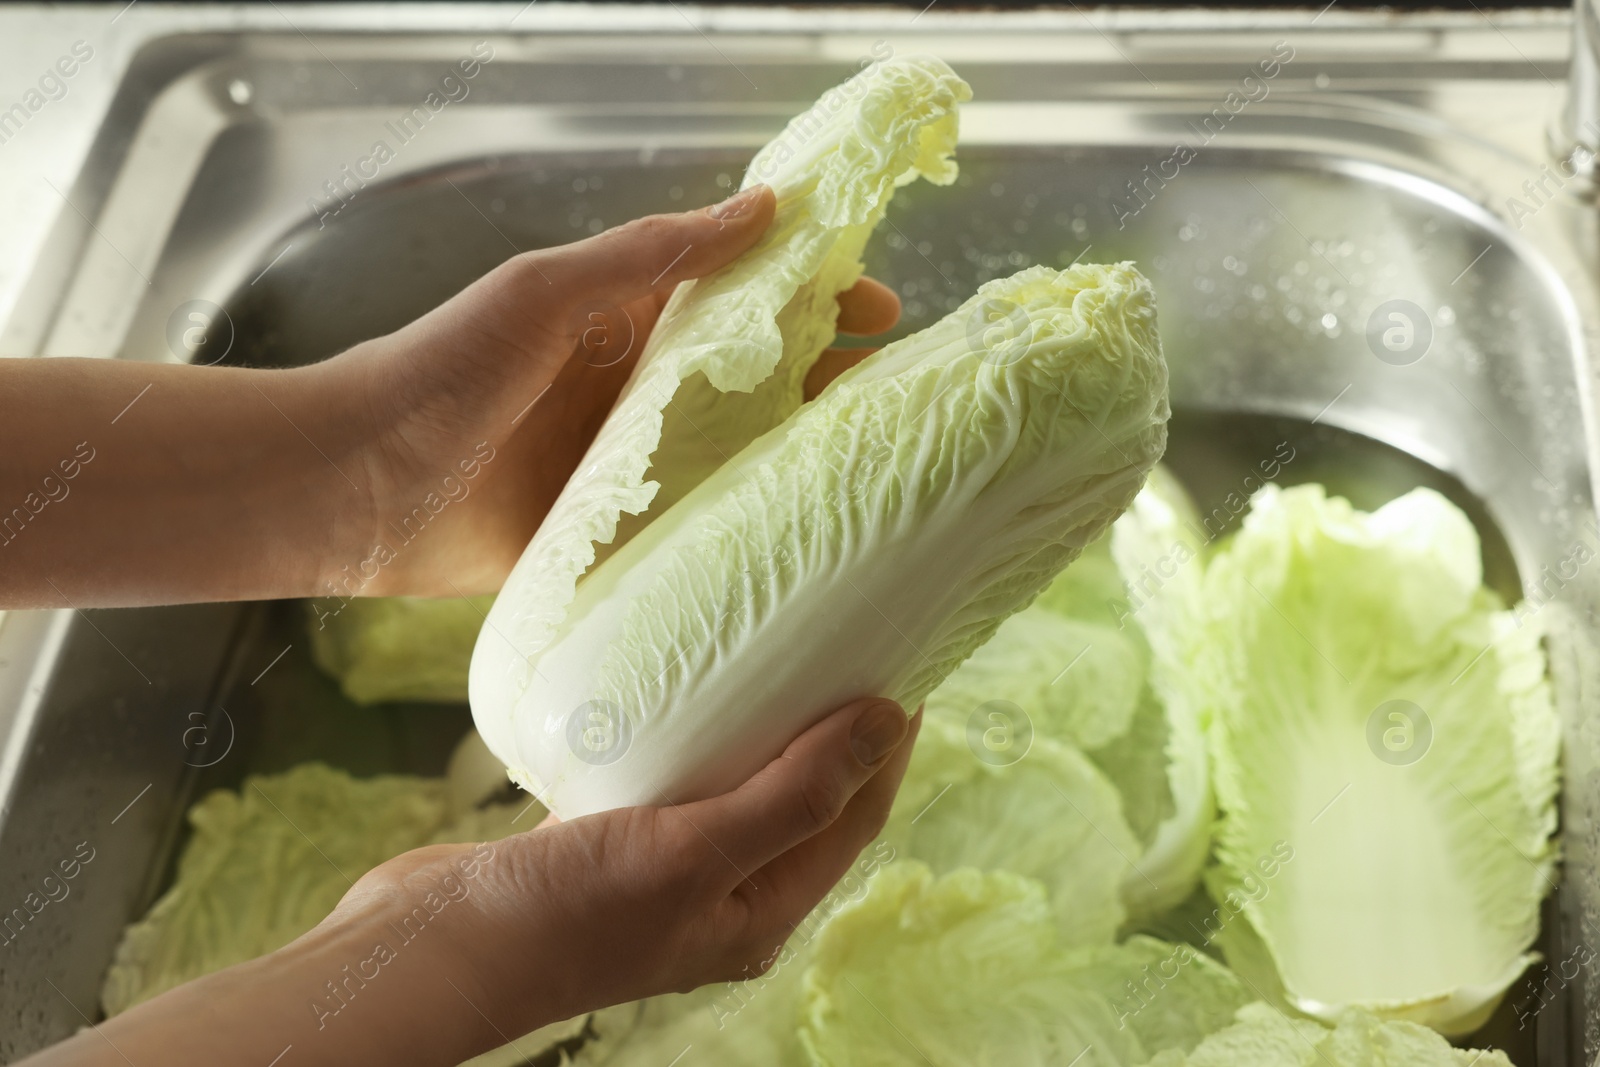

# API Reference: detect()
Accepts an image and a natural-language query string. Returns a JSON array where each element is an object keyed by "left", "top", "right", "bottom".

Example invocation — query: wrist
[
  {"left": 282, "top": 347, "right": 395, "bottom": 600},
  {"left": 253, "top": 860, "right": 510, "bottom": 1065}
]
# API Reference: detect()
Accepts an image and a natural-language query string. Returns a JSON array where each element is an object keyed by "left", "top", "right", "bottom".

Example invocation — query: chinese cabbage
[
  {"left": 473, "top": 258, "right": 1168, "bottom": 817},
  {"left": 471, "top": 56, "right": 971, "bottom": 784}
]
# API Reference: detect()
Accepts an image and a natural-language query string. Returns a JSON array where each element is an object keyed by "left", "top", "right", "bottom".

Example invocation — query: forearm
[
  {"left": 22, "top": 890, "right": 515, "bottom": 1067},
  {"left": 0, "top": 355, "right": 376, "bottom": 608}
]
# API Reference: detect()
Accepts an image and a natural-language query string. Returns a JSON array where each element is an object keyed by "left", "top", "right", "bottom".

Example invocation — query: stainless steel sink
[{"left": 2, "top": 13, "right": 1598, "bottom": 1065}]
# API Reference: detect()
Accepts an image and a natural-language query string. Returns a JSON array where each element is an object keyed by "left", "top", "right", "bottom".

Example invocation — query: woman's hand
[
  {"left": 23, "top": 699, "right": 919, "bottom": 1067},
  {"left": 0, "top": 185, "right": 900, "bottom": 609},
  {"left": 324, "top": 182, "right": 898, "bottom": 598},
  {"left": 350, "top": 698, "right": 918, "bottom": 1033}
]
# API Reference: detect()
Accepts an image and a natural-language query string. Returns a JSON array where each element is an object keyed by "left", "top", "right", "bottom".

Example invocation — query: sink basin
[{"left": 2, "top": 14, "right": 1597, "bottom": 1065}]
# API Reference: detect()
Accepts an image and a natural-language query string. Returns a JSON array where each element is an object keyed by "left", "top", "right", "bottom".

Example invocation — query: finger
[
  {"left": 530, "top": 185, "right": 776, "bottom": 312},
  {"left": 681, "top": 698, "right": 910, "bottom": 886},
  {"left": 835, "top": 275, "right": 902, "bottom": 336},
  {"left": 740, "top": 710, "right": 922, "bottom": 926},
  {"left": 803, "top": 346, "right": 876, "bottom": 400}
]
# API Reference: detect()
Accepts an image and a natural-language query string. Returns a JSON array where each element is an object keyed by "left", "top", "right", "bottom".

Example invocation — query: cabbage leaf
[
  {"left": 1141, "top": 1001, "right": 1513, "bottom": 1066},
  {"left": 99, "top": 762, "right": 537, "bottom": 1017},
  {"left": 917, "top": 465, "right": 1213, "bottom": 922},
  {"left": 308, "top": 595, "right": 491, "bottom": 704},
  {"left": 1200, "top": 484, "right": 1559, "bottom": 1034},
  {"left": 798, "top": 862, "right": 1249, "bottom": 1067},
  {"left": 1104, "top": 465, "right": 1215, "bottom": 920},
  {"left": 922, "top": 534, "right": 1148, "bottom": 752},
  {"left": 101, "top": 764, "right": 453, "bottom": 1014},
  {"left": 884, "top": 715, "right": 1138, "bottom": 946}
]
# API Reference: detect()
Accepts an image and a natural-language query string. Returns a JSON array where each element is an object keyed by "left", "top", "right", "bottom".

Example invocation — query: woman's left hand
[{"left": 335, "top": 183, "right": 900, "bottom": 598}]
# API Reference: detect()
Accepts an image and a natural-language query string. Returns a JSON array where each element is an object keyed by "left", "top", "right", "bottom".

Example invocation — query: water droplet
[
  {"left": 1321, "top": 312, "right": 1338, "bottom": 329},
  {"left": 1437, "top": 305, "right": 1457, "bottom": 326},
  {"left": 573, "top": 178, "right": 588, "bottom": 193},
  {"left": 1315, "top": 72, "right": 1331, "bottom": 89},
  {"left": 227, "top": 79, "right": 253, "bottom": 105}
]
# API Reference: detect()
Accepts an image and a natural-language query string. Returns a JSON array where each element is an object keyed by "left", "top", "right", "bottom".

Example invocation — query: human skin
[
  {"left": 3, "top": 185, "right": 919, "bottom": 1065},
  {"left": 22, "top": 700, "right": 920, "bottom": 1067},
  {"left": 0, "top": 184, "right": 900, "bottom": 607}
]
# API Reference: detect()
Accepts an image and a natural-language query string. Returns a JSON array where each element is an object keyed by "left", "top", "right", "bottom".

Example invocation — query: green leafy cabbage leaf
[
  {"left": 1199, "top": 484, "right": 1559, "bottom": 1034},
  {"left": 102, "top": 764, "right": 456, "bottom": 1014},
  {"left": 1103, "top": 465, "right": 1215, "bottom": 921},
  {"left": 917, "top": 465, "right": 1213, "bottom": 922},
  {"left": 308, "top": 595, "right": 491, "bottom": 704},
  {"left": 798, "top": 862, "right": 1249, "bottom": 1067},
  {"left": 884, "top": 714, "right": 1138, "bottom": 946},
  {"left": 1141, "top": 1001, "right": 1513, "bottom": 1066}
]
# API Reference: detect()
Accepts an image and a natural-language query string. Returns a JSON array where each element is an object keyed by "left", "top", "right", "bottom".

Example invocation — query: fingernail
[
  {"left": 706, "top": 184, "right": 766, "bottom": 221},
  {"left": 850, "top": 701, "right": 907, "bottom": 767}
]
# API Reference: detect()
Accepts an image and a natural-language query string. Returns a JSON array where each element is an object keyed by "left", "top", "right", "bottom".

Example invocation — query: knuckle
[
  {"left": 798, "top": 773, "right": 847, "bottom": 834},
  {"left": 503, "top": 251, "right": 550, "bottom": 291},
  {"left": 622, "top": 212, "right": 681, "bottom": 247}
]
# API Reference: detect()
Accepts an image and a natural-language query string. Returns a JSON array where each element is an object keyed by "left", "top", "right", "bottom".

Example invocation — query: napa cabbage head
[
  {"left": 471, "top": 256, "right": 1168, "bottom": 817},
  {"left": 1195, "top": 484, "right": 1559, "bottom": 1035},
  {"left": 469, "top": 55, "right": 978, "bottom": 811}
]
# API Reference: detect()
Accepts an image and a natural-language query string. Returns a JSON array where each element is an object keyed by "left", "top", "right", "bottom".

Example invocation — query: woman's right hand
[{"left": 333, "top": 697, "right": 921, "bottom": 1049}]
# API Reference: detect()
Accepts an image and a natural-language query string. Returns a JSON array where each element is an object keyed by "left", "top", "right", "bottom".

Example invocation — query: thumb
[
  {"left": 682, "top": 697, "right": 909, "bottom": 890},
  {"left": 531, "top": 185, "right": 776, "bottom": 312}
]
